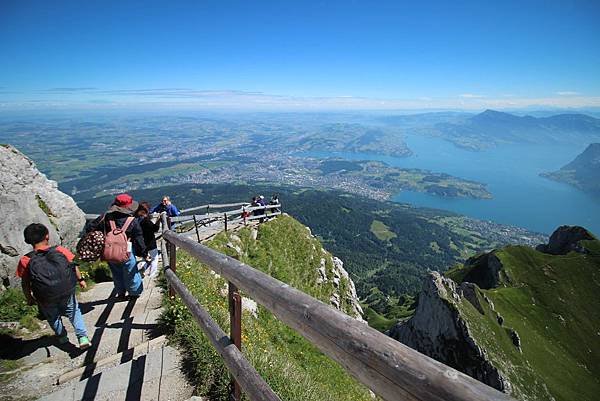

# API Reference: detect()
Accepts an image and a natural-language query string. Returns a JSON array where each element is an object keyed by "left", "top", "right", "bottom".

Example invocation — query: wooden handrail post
[
  {"left": 193, "top": 214, "right": 201, "bottom": 243},
  {"left": 168, "top": 241, "right": 177, "bottom": 297},
  {"left": 224, "top": 212, "right": 228, "bottom": 232},
  {"left": 206, "top": 205, "right": 210, "bottom": 225},
  {"left": 228, "top": 280, "right": 242, "bottom": 401}
]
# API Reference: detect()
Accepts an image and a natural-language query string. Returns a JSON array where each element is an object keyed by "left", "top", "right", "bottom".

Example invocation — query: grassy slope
[
  {"left": 370, "top": 220, "right": 397, "bottom": 241},
  {"left": 448, "top": 243, "right": 600, "bottom": 401},
  {"left": 164, "top": 216, "right": 372, "bottom": 401}
]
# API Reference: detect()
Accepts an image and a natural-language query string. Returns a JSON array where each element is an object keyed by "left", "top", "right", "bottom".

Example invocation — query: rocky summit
[
  {"left": 535, "top": 225, "right": 596, "bottom": 255},
  {"left": 0, "top": 145, "right": 85, "bottom": 288},
  {"left": 391, "top": 226, "right": 600, "bottom": 401}
]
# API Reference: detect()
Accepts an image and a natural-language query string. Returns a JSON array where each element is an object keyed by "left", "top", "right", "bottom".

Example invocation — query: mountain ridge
[
  {"left": 541, "top": 143, "right": 600, "bottom": 195},
  {"left": 429, "top": 110, "right": 600, "bottom": 150},
  {"left": 391, "top": 226, "right": 600, "bottom": 401}
]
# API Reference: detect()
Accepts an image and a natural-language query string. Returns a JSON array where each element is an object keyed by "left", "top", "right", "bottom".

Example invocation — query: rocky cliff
[
  {"left": 389, "top": 272, "right": 510, "bottom": 392},
  {"left": 0, "top": 145, "right": 85, "bottom": 288},
  {"left": 391, "top": 226, "right": 600, "bottom": 401}
]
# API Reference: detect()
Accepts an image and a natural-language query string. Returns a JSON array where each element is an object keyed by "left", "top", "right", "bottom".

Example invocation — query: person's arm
[
  {"left": 171, "top": 204, "right": 181, "bottom": 216},
  {"left": 21, "top": 274, "right": 36, "bottom": 305},
  {"left": 75, "top": 265, "right": 87, "bottom": 289},
  {"left": 151, "top": 218, "right": 161, "bottom": 232},
  {"left": 17, "top": 257, "right": 35, "bottom": 305}
]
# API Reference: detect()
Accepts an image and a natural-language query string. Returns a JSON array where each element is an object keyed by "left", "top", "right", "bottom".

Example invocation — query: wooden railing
[
  {"left": 171, "top": 203, "right": 281, "bottom": 240},
  {"left": 85, "top": 201, "right": 282, "bottom": 238},
  {"left": 158, "top": 214, "right": 515, "bottom": 401}
]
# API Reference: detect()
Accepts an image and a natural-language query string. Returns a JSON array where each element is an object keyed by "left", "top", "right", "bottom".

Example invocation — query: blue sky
[{"left": 1, "top": 0, "right": 599, "bottom": 110}]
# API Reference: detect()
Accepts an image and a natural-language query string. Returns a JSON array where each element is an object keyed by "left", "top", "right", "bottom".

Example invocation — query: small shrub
[
  {"left": 78, "top": 260, "right": 112, "bottom": 285},
  {"left": 0, "top": 288, "right": 38, "bottom": 322},
  {"left": 19, "top": 314, "right": 40, "bottom": 331}
]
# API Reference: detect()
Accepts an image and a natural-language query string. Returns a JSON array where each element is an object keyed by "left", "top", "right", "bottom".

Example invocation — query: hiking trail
[{"left": 0, "top": 219, "right": 253, "bottom": 401}]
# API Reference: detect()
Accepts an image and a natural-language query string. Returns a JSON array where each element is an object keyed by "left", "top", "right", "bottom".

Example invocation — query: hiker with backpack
[
  {"left": 16, "top": 223, "right": 91, "bottom": 349},
  {"left": 85, "top": 194, "right": 146, "bottom": 298}
]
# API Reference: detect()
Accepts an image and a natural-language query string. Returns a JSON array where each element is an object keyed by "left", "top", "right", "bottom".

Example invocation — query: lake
[{"left": 302, "top": 135, "right": 600, "bottom": 235}]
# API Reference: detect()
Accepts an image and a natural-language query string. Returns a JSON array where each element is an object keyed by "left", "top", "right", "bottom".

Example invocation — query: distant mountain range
[
  {"left": 541, "top": 143, "right": 600, "bottom": 195},
  {"left": 436, "top": 110, "right": 600, "bottom": 150},
  {"left": 383, "top": 110, "right": 600, "bottom": 151}
]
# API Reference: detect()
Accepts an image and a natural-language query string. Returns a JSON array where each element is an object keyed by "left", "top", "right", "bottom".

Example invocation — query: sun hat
[{"left": 108, "top": 193, "right": 139, "bottom": 215}]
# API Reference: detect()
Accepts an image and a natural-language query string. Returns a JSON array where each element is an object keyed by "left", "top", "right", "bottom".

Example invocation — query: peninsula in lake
[{"left": 541, "top": 143, "right": 600, "bottom": 195}]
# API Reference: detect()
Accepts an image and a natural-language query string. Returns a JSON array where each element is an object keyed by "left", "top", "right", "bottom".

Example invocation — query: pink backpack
[{"left": 102, "top": 217, "right": 134, "bottom": 263}]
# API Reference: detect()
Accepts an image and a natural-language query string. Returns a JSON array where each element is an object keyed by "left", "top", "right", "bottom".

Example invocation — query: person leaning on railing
[
  {"left": 269, "top": 194, "right": 280, "bottom": 213},
  {"left": 150, "top": 195, "right": 181, "bottom": 217}
]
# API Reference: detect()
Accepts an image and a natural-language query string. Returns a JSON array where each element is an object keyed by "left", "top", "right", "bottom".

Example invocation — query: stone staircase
[
  {"left": 1, "top": 219, "right": 259, "bottom": 401},
  {"left": 1, "top": 272, "right": 193, "bottom": 401}
]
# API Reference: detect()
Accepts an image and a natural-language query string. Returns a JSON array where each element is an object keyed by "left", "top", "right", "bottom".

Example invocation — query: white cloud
[
  {"left": 459, "top": 93, "right": 485, "bottom": 99},
  {"left": 3, "top": 88, "right": 600, "bottom": 111},
  {"left": 556, "top": 91, "right": 580, "bottom": 96}
]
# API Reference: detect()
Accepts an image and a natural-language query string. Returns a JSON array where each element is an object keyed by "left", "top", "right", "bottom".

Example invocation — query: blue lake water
[{"left": 302, "top": 135, "right": 600, "bottom": 235}]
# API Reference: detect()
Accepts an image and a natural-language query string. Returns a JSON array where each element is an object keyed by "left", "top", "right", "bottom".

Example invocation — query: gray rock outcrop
[
  {"left": 389, "top": 272, "right": 510, "bottom": 393},
  {"left": 462, "top": 251, "right": 506, "bottom": 289},
  {"left": 315, "top": 250, "right": 364, "bottom": 321},
  {"left": 0, "top": 145, "right": 85, "bottom": 287},
  {"left": 330, "top": 256, "right": 364, "bottom": 321},
  {"left": 536, "top": 225, "right": 596, "bottom": 255}
]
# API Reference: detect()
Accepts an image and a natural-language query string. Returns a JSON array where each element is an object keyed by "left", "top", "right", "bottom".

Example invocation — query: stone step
[
  {"left": 0, "top": 275, "right": 167, "bottom": 401},
  {"left": 39, "top": 344, "right": 193, "bottom": 401},
  {"left": 57, "top": 335, "right": 168, "bottom": 385}
]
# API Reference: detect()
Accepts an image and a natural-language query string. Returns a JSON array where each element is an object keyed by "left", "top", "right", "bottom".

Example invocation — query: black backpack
[{"left": 27, "top": 247, "right": 77, "bottom": 303}]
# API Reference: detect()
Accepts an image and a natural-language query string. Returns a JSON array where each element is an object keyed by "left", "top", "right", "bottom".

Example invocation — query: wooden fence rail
[
  {"left": 180, "top": 202, "right": 250, "bottom": 214},
  {"left": 162, "top": 229, "right": 515, "bottom": 401},
  {"left": 171, "top": 203, "right": 282, "bottom": 223}
]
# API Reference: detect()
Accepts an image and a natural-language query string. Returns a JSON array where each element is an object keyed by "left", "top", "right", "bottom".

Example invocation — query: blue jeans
[
  {"left": 38, "top": 292, "right": 88, "bottom": 338},
  {"left": 108, "top": 253, "right": 143, "bottom": 296}
]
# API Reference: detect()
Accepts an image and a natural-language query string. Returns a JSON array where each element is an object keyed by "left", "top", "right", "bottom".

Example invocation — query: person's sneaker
[
  {"left": 58, "top": 334, "right": 69, "bottom": 345},
  {"left": 78, "top": 336, "right": 91, "bottom": 350}
]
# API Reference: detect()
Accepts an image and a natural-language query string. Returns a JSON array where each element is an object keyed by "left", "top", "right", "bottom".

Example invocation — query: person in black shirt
[{"left": 135, "top": 202, "right": 161, "bottom": 278}]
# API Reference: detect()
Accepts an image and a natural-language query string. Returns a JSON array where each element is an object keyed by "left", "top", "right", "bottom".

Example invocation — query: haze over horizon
[{"left": 1, "top": 0, "right": 600, "bottom": 111}]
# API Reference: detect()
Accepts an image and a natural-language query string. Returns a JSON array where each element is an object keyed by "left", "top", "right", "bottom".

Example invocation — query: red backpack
[{"left": 102, "top": 217, "right": 134, "bottom": 263}]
